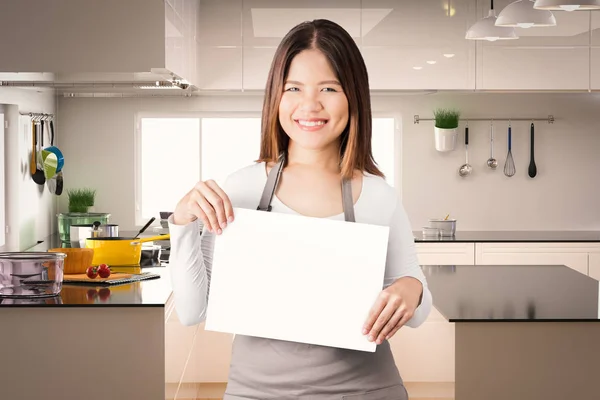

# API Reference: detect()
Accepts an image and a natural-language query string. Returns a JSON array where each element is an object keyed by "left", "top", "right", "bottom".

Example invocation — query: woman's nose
[{"left": 299, "top": 92, "right": 323, "bottom": 112}]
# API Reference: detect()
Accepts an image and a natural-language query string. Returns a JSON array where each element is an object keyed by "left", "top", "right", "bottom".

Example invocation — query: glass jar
[{"left": 57, "top": 212, "right": 111, "bottom": 242}]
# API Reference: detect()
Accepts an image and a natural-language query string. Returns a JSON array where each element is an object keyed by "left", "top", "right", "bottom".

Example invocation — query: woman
[{"left": 169, "top": 19, "right": 432, "bottom": 400}]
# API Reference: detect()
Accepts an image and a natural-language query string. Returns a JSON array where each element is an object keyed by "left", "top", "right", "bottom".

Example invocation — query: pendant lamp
[
  {"left": 466, "top": 0, "right": 519, "bottom": 41},
  {"left": 534, "top": 0, "right": 600, "bottom": 10},
  {"left": 496, "top": 0, "right": 557, "bottom": 28}
]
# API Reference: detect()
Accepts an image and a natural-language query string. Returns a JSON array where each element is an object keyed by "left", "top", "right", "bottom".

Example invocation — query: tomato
[
  {"left": 86, "top": 266, "right": 98, "bottom": 279},
  {"left": 98, "top": 264, "right": 111, "bottom": 279},
  {"left": 86, "top": 289, "right": 98, "bottom": 301},
  {"left": 98, "top": 288, "right": 111, "bottom": 301}
]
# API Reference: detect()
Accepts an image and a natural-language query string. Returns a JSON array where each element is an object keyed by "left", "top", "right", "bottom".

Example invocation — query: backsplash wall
[{"left": 56, "top": 93, "right": 600, "bottom": 232}]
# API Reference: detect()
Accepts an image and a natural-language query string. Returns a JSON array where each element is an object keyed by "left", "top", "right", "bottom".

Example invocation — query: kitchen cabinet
[
  {"left": 474, "top": 242, "right": 597, "bottom": 275},
  {"left": 196, "top": 0, "right": 243, "bottom": 90},
  {"left": 239, "top": 0, "right": 362, "bottom": 91},
  {"left": 165, "top": 294, "right": 199, "bottom": 396},
  {"left": 389, "top": 307, "right": 455, "bottom": 383},
  {"left": 181, "top": 322, "right": 234, "bottom": 383},
  {"left": 591, "top": 13, "right": 600, "bottom": 90},
  {"left": 476, "top": 0, "right": 591, "bottom": 91},
  {"left": 361, "top": 0, "right": 477, "bottom": 90},
  {"left": 415, "top": 242, "right": 475, "bottom": 265},
  {"left": 0, "top": 0, "right": 199, "bottom": 87},
  {"left": 588, "top": 253, "right": 600, "bottom": 281}
]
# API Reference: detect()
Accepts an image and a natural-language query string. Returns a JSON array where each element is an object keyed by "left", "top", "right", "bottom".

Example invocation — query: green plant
[
  {"left": 433, "top": 108, "right": 460, "bottom": 129},
  {"left": 68, "top": 188, "right": 97, "bottom": 213}
]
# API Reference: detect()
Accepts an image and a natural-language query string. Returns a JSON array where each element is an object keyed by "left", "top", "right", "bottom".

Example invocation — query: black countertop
[
  {"left": 0, "top": 267, "right": 172, "bottom": 307},
  {"left": 414, "top": 231, "right": 600, "bottom": 243},
  {"left": 423, "top": 264, "right": 600, "bottom": 322},
  {"left": 0, "top": 233, "right": 173, "bottom": 307}
]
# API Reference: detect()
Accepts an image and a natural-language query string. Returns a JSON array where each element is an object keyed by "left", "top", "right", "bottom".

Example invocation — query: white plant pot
[{"left": 434, "top": 127, "right": 458, "bottom": 152}]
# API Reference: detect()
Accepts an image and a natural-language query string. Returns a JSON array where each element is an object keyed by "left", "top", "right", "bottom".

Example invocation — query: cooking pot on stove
[
  {"left": 85, "top": 234, "right": 170, "bottom": 266},
  {"left": 70, "top": 223, "right": 119, "bottom": 247}
]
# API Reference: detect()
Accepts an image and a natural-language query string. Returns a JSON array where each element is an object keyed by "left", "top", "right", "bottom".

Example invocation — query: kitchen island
[
  {"left": 413, "top": 230, "right": 600, "bottom": 242},
  {"left": 0, "top": 236, "right": 173, "bottom": 400},
  {"left": 423, "top": 264, "right": 600, "bottom": 400}
]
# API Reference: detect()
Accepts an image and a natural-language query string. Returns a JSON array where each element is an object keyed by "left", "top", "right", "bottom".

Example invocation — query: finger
[
  {"left": 202, "top": 186, "right": 228, "bottom": 230},
  {"left": 368, "top": 301, "right": 397, "bottom": 342},
  {"left": 377, "top": 306, "right": 405, "bottom": 344},
  {"left": 205, "top": 180, "right": 234, "bottom": 224},
  {"left": 386, "top": 311, "right": 414, "bottom": 340},
  {"left": 187, "top": 198, "right": 210, "bottom": 231},
  {"left": 386, "top": 324, "right": 402, "bottom": 341},
  {"left": 363, "top": 294, "right": 388, "bottom": 335},
  {"left": 194, "top": 193, "right": 221, "bottom": 234}
]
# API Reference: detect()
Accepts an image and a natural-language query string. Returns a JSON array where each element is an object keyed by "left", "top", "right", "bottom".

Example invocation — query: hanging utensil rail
[
  {"left": 19, "top": 112, "right": 54, "bottom": 121},
  {"left": 414, "top": 115, "right": 555, "bottom": 124}
]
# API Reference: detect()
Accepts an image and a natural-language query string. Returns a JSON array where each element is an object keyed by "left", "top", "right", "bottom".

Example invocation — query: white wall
[
  {"left": 0, "top": 87, "right": 57, "bottom": 251},
  {"left": 56, "top": 93, "right": 600, "bottom": 232}
]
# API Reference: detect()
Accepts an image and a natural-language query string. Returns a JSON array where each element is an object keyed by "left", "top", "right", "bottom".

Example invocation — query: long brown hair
[{"left": 257, "top": 19, "right": 383, "bottom": 179}]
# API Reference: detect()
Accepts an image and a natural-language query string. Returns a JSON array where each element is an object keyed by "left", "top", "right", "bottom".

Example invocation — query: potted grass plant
[
  {"left": 68, "top": 188, "right": 96, "bottom": 213},
  {"left": 433, "top": 108, "right": 460, "bottom": 152}
]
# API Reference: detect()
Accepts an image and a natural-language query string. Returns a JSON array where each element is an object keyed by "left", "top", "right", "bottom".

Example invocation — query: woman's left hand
[{"left": 362, "top": 277, "right": 423, "bottom": 344}]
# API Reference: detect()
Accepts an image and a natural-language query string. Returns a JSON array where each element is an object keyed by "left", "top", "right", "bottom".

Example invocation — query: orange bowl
[{"left": 48, "top": 247, "right": 94, "bottom": 274}]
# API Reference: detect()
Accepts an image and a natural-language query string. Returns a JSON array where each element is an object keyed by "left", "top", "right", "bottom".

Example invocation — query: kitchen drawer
[{"left": 416, "top": 243, "right": 475, "bottom": 266}]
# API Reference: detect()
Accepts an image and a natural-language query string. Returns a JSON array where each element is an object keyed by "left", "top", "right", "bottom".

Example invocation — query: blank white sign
[{"left": 205, "top": 207, "right": 390, "bottom": 352}]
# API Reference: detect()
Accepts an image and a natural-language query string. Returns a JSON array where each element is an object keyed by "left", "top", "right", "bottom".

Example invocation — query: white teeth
[{"left": 297, "top": 120, "right": 326, "bottom": 127}]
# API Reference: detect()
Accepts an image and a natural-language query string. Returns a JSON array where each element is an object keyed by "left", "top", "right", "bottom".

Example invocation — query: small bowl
[
  {"left": 428, "top": 219, "right": 457, "bottom": 237},
  {"left": 422, "top": 227, "right": 440, "bottom": 237}
]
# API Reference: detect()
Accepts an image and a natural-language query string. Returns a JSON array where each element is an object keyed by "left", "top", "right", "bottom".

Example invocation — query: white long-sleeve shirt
[{"left": 168, "top": 162, "right": 432, "bottom": 328}]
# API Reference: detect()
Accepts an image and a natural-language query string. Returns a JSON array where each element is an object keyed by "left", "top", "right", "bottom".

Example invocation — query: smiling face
[{"left": 278, "top": 48, "right": 349, "bottom": 153}]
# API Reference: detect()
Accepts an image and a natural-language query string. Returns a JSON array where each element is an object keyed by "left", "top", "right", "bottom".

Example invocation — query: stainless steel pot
[
  {"left": 0, "top": 252, "right": 66, "bottom": 298},
  {"left": 70, "top": 224, "right": 119, "bottom": 248}
]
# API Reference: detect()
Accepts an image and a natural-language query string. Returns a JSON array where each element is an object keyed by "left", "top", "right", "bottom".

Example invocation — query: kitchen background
[{"left": 1, "top": 0, "right": 600, "bottom": 252}]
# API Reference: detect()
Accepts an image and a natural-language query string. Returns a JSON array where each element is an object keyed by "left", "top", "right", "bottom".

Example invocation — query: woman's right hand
[{"left": 172, "top": 179, "right": 234, "bottom": 234}]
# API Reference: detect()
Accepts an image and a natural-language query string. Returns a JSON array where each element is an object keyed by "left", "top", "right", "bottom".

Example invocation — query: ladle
[{"left": 459, "top": 124, "right": 472, "bottom": 177}]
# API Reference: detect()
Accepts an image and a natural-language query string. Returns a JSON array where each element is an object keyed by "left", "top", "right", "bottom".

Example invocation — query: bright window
[{"left": 136, "top": 116, "right": 396, "bottom": 226}]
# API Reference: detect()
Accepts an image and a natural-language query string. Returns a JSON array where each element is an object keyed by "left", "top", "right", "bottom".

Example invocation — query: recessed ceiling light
[
  {"left": 426, "top": 60, "right": 437, "bottom": 64},
  {"left": 443, "top": 54, "right": 455, "bottom": 58},
  {"left": 413, "top": 66, "right": 423, "bottom": 70}
]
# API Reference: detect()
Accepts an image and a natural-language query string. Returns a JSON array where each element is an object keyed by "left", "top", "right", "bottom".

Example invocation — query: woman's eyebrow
[{"left": 284, "top": 80, "right": 342, "bottom": 86}]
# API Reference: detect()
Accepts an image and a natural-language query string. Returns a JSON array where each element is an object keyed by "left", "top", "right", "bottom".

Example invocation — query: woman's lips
[{"left": 294, "top": 119, "right": 329, "bottom": 131}]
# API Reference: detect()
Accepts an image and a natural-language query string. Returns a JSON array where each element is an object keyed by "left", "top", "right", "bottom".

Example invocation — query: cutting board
[{"left": 63, "top": 272, "right": 160, "bottom": 285}]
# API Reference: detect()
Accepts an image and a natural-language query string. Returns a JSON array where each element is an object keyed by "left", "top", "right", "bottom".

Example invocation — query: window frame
[{"left": 134, "top": 111, "right": 402, "bottom": 228}]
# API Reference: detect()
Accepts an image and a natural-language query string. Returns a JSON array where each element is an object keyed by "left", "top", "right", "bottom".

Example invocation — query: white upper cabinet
[
  {"left": 476, "top": 0, "right": 591, "bottom": 91},
  {"left": 361, "top": 0, "right": 477, "bottom": 90},
  {"left": 240, "top": 0, "right": 361, "bottom": 91},
  {"left": 0, "top": 0, "right": 199, "bottom": 87},
  {"left": 591, "top": 12, "right": 600, "bottom": 90},
  {"left": 196, "top": 0, "right": 243, "bottom": 90}
]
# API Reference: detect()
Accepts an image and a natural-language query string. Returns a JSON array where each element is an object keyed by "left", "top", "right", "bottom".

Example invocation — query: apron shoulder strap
[
  {"left": 342, "top": 178, "right": 355, "bottom": 223},
  {"left": 257, "top": 155, "right": 285, "bottom": 212}
]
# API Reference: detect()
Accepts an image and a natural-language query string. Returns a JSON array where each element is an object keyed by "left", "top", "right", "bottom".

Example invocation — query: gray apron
[{"left": 223, "top": 155, "right": 408, "bottom": 400}]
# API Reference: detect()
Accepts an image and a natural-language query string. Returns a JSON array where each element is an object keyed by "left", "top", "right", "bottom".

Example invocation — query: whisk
[{"left": 504, "top": 122, "right": 516, "bottom": 177}]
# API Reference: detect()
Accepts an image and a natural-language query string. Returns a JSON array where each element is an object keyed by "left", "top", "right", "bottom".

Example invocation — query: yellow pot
[{"left": 85, "top": 234, "right": 170, "bottom": 266}]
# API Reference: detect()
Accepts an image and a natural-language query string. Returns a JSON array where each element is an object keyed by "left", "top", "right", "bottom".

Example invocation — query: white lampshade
[
  {"left": 466, "top": 9, "right": 519, "bottom": 41},
  {"left": 496, "top": 0, "right": 557, "bottom": 28},
  {"left": 533, "top": 0, "right": 600, "bottom": 11}
]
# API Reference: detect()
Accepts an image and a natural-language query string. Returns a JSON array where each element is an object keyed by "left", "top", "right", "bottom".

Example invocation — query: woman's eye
[
  {"left": 285, "top": 87, "right": 299, "bottom": 92},
  {"left": 321, "top": 87, "right": 338, "bottom": 92}
]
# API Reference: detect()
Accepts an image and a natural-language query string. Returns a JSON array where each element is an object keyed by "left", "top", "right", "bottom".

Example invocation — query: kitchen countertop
[
  {"left": 0, "top": 267, "right": 172, "bottom": 307},
  {"left": 414, "top": 230, "right": 600, "bottom": 243},
  {"left": 423, "top": 264, "right": 600, "bottom": 322},
  {"left": 0, "top": 232, "right": 173, "bottom": 307}
]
